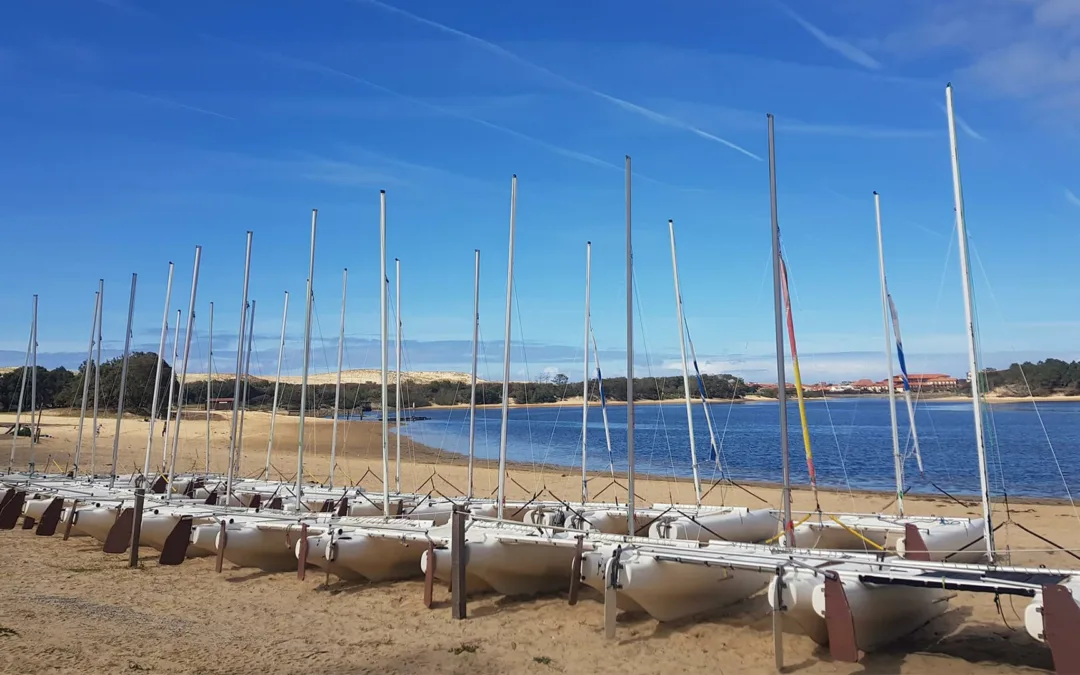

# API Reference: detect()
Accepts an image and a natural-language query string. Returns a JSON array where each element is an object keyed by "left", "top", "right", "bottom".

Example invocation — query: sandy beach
[{"left": 1, "top": 410, "right": 1076, "bottom": 674}]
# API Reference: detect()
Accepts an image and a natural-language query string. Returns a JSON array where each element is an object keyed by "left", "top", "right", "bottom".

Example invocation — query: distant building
[
  {"left": 851, "top": 378, "right": 881, "bottom": 392},
  {"left": 208, "top": 397, "right": 234, "bottom": 410},
  {"left": 890, "top": 373, "right": 958, "bottom": 391}
]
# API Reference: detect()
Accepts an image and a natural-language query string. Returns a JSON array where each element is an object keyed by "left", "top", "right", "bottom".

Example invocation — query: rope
[
  {"left": 766, "top": 512, "right": 812, "bottom": 544},
  {"left": 1010, "top": 521, "right": 1080, "bottom": 564},
  {"left": 632, "top": 506, "right": 673, "bottom": 537},
  {"left": 700, "top": 477, "right": 771, "bottom": 505},
  {"left": 672, "top": 508, "right": 730, "bottom": 542},
  {"left": 930, "top": 522, "right": 1007, "bottom": 562},
  {"left": 826, "top": 514, "right": 885, "bottom": 550},
  {"left": 994, "top": 595, "right": 1015, "bottom": 632},
  {"left": 926, "top": 478, "right": 971, "bottom": 509},
  {"left": 545, "top": 491, "right": 603, "bottom": 531}
]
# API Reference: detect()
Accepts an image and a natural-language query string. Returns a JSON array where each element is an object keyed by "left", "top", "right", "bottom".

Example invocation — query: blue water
[{"left": 394, "top": 399, "right": 1080, "bottom": 499}]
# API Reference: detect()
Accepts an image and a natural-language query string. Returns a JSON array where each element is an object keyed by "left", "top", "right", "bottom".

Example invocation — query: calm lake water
[{"left": 395, "top": 398, "right": 1080, "bottom": 499}]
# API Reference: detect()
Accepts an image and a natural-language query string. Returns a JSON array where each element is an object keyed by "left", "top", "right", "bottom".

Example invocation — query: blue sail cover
[
  {"left": 691, "top": 359, "right": 720, "bottom": 464},
  {"left": 886, "top": 293, "right": 910, "bottom": 392}
]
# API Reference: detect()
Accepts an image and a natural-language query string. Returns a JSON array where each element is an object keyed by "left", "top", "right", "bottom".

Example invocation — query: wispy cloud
[
  {"left": 774, "top": 2, "right": 882, "bottom": 70},
  {"left": 1066, "top": 188, "right": 1080, "bottom": 208},
  {"left": 954, "top": 113, "right": 986, "bottom": 141},
  {"left": 591, "top": 93, "right": 763, "bottom": 160},
  {"left": 938, "top": 102, "right": 985, "bottom": 141},
  {"left": 202, "top": 35, "right": 642, "bottom": 176},
  {"left": 185, "top": 148, "right": 402, "bottom": 188},
  {"left": 341, "top": 145, "right": 495, "bottom": 190},
  {"left": 123, "top": 90, "right": 237, "bottom": 121},
  {"left": 89, "top": 1, "right": 635, "bottom": 177},
  {"left": 202, "top": 36, "right": 695, "bottom": 187},
  {"left": 266, "top": 93, "right": 539, "bottom": 121},
  {"left": 649, "top": 99, "right": 937, "bottom": 141},
  {"left": 874, "top": 2, "right": 1080, "bottom": 125},
  {"left": 352, "top": 0, "right": 762, "bottom": 161},
  {"left": 780, "top": 122, "right": 937, "bottom": 139},
  {"left": 291, "top": 156, "right": 400, "bottom": 187}
]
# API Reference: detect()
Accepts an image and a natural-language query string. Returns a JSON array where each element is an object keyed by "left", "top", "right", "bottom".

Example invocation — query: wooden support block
[
  {"left": 423, "top": 542, "right": 437, "bottom": 609},
  {"left": 568, "top": 535, "right": 584, "bottom": 606},
  {"left": 296, "top": 522, "right": 309, "bottom": 581},
  {"left": 214, "top": 521, "right": 228, "bottom": 573},
  {"left": 772, "top": 568, "right": 784, "bottom": 673},
  {"left": 603, "top": 555, "right": 618, "bottom": 640},
  {"left": 450, "top": 507, "right": 466, "bottom": 620},
  {"left": 129, "top": 489, "right": 145, "bottom": 567},
  {"left": 62, "top": 500, "right": 79, "bottom": 540}
]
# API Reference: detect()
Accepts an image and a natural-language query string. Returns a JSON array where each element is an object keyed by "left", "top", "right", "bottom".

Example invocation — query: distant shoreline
[{"left": 416, "top": 392, "right": 1078, "bottom": 410}]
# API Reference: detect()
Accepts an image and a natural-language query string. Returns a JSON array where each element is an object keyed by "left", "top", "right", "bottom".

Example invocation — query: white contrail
[
  {"left": 954, "top": 113, "right": 986, "bottom": 141},
  {"left": 774, "top": 1, "right": 881, "bottom": 70},
  {"left": 1066, "top": 188, "right": 1080, "bottom": 208},
  {"left": 352, "top": 0, "right": 762, "bottom": 161},
  {"left": 95, "top": 0, "right": 692, "bottom": 183},
  {"left": 937, "top": 102, "right": 986, "bottom": 141},
  {"left": 125, "top": 91, "right": 236, "bottom": 120},
  {"left": 206, "top": 36, "right": 651, "bottom": 177}
]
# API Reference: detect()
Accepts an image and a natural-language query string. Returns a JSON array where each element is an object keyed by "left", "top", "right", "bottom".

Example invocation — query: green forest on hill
[
  {"left": 983, "top": 359, "right": 1080, "bottom": 396},
  {"left": 0, "top": 352, "right": 753, "bottom": 414},
  {"left": 2, "top": 355, "right": 1076, "bottom": 415}
]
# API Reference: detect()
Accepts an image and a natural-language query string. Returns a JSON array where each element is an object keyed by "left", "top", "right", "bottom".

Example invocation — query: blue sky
[{"left": 1, "top": 0, "right": 1077, "bottom": 383}]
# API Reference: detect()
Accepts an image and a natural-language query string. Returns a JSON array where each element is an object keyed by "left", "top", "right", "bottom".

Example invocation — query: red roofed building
[
  {"left": 891, "top": 373, "right": 958, "bottom": 391},
  {"left": 851, "top": 378, "right": 883, "bottom": 392}
]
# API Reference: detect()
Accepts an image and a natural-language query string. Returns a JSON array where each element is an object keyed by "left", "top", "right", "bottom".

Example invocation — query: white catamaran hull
[
  {"left": 64, "top": 503, "right": 123, "bottom": 542},
  {"left": 301, "top": 529, "right": 432, "bottom": 582},
  {"left": 580, "top": 544, "right": 770, "bottom": 622},
  {"left": 199, "top": 518, "right": 324, "bottom": 571},
  {"left": 896, "top": 518, "right": 987, "bottom": 563},
  {"left": 1023, "top": 577, "right": 1080, "bottom": 644},
  {"left": 771, "top": 566, "right": 951, "bottom": 652},
  {"left": 424, "top": 525, "right": 576, "bottom": 596},
  {"left": 139, "top": 509, "right": 216, "bottom": 557},
  {"left": 649, "top": 508, "right": 778, "bottom": 543},
  {"left": 793, "top": 515, "right": 987, "bottom": 564}
]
